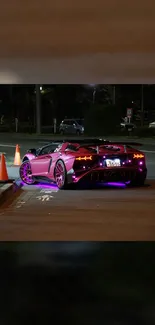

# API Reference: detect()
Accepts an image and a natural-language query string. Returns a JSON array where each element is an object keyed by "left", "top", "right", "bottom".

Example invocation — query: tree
[{"left": 84, "top": 103, "right": 122, "bottom": 136}]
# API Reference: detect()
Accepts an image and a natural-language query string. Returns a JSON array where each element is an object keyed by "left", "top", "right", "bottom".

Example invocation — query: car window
[
  {"left": 64, "top": 120, "right": 71, "bottom": 125},
  {"left": 39, "top": 144, "right": 60, "bottom": 155},
  {"left": 75, "top": 119, "right": 84, "bottom": 125},
  {"left": 65, "top": 120, "right": 72, "bottom": 125},
  {"left": 54, "top": 143, "right": 63, "bottom": 152}
]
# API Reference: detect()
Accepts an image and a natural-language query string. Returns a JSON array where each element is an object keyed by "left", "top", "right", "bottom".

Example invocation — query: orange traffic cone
[
  {"left": 14, "top": 144, "right": 21, "bottom": 166},
  {"left": 0, "top": 154, "right": 9, "bottom": 182}
]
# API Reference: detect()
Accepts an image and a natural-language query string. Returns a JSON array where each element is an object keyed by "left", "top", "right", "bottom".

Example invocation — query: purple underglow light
[
  {"left": 35, "top": 183, "right": 58, "bottom": 190},
  {"left": 83, "top": 166, "right": 86, "bottom": 169},
  {"left": 128, "top": 160, "right": 132, "bottom": 163},
  {"left": 104, "top": 182, "right": 126, "bottom": 188},
  {"left": 139, "top": 161, "right": 143, "bottom": 165},
  {"left": 122, "top": 162, "right": 125, "bottom": 165},
  {"left": 99, "top": 162, "right": 102, "bottom": 166},
  {"left": 19, "top": 180, "right": 59, "bottom": 190},
  {"left": 103, "top": 156, "right": 106, "bottom": 159},
  {"left": 35, "top": 182, "right": 57, "bottom": 189},
  {"left": 139, "top": 168, "right": 143, "bottom": 172}
]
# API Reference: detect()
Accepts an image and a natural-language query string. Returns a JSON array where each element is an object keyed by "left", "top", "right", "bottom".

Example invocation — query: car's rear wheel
[
  {"left": 54, "top": 160, "right": 68, "bottom": 189},
  {"left": 19, "top": 161, "right": 35, "bottom": 185}
]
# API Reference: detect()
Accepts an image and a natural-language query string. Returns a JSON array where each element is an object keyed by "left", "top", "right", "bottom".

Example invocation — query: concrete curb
[{"left": 0, "top": 182, "right": 22, "bottom": 206}]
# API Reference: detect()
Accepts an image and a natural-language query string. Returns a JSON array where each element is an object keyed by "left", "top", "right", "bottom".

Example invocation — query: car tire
[
  {"left": 19, "top": 161, "right": 36, "bottom": 185},
  {"left": 76, "top": 130, "right": 81, "bottom": 136},
  {"left": 54, "top": 159, "right": 68, "bottom": 189}
]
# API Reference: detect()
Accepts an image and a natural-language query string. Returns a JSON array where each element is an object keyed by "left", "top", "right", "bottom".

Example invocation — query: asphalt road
[
  {"left": 0, "top": 134, "right": 155, "bottom": 240},
  {"left": 0, "top": 181, "right": 155, "bottom": 240}
]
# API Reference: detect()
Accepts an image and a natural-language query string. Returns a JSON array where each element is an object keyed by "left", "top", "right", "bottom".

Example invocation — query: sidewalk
[{"left": 7, "top": 166, "right": 19, "bottom": 181}]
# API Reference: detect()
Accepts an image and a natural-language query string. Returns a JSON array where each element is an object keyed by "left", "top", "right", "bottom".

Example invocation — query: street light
[
  {"left": 36, "top": 84, "right": 41, "bottom": 134},
  {"left": 113, "top": 85, "right": 115, "bottom": 105},
  {"left": 88, "top": 84, "right": 97, "bottom": 104},
  {"left": 141, "top": 84, "right": 144, "bottom": 126}
]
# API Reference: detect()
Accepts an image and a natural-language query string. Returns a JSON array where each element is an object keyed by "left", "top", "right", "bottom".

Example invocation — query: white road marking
[
  {"left": 36, "top": 194, "right": 54, "bottom": 201},
  {"left": 0, "top": 144, "right": 16, "bottom": 148},
  {"left": 40, "top": 189, "right": 58, "bottom": 193},
  {"left": 0, "top": 152, "right": 6, "bottom": 154},
  {"left": 143, "top": 150, "right": 155, "bottom": 153},
  {"left": 147, "top": 161, "right": 155, "bottom": 164}
]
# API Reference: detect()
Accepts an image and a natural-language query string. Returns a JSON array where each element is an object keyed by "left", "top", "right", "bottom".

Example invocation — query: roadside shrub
[{"left": 84, "top": 104, "right": 122, "bottom": 136}]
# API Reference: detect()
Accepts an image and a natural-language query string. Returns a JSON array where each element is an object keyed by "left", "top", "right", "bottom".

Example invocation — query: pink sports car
[{"left": 19, "top": 138, "right": 147, "bottom": 189}]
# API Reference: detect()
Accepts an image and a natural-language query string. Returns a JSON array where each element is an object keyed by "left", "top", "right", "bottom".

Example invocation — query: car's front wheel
[
  {"left": 19, "top": 161, "right": 36, "bottom": 185},
  {"left": 54, "top": 159, "right": 68, "bottom": 189}
]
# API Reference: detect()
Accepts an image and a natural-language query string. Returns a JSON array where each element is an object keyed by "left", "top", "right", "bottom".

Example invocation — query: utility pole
[
  {"left": 93, "top": 87, "right": 96, "bottom": 104},
  {"left": 36, "top": 84, "right": 41, "bottom": 134},
  {"left": 141, "top": 84, "right": 144, "bottom": 127},
  {"left": 113, "top": 85, "right": 116, "bottom": 105}
]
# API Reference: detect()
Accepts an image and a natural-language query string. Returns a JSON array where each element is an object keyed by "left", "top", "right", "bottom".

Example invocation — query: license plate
[{"left": 105, "top": 159, "right": 121, "bottom": 167}]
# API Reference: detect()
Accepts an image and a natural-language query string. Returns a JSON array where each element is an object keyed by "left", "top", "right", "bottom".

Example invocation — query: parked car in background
[
  {"left": 59, "top": 118, "right": 84, "bottom": 135},
  {"left": 120, "top": 119, "right": 136, "bottom": 132},
  {"left": 149, "top": 121, "right": 155, "bottom": 128}
]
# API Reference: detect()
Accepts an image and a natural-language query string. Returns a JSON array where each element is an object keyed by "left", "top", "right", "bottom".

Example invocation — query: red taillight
[
  {"left": 75, "top": 155, "right": 92, "bottom": 161},
  {"left": 133, "top": 153, "right": 144, "bottom": 159}
]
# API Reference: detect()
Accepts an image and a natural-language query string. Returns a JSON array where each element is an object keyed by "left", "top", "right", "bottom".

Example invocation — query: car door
[
  {"left": 30, "top": 144, "right": 57, "bottom": 176},
  {"left": 72, "top": 120, "right": 78, "bottom": 134},
  {"left": 65, "top": 120, "right": 73, "bottom": 134},
  {"left": 67, "top": 120, "right": 77, "bottom": 134},
  {"left": 62, "top": 119, "right": 70, "bottom": 134},
  {"left": 31, "top": 156, "right": 51, "bottom": 176}
]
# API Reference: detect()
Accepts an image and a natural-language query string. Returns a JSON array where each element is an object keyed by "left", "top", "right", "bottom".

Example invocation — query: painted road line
[
  {"left": 0, "top": 144, "right": 16, "bottom": 148},
  {"left": 146, "top": 161, "right": 155, "bottom": 164},
  {"left": 143, "top": 150, "right": 155, "bottom": 153}
]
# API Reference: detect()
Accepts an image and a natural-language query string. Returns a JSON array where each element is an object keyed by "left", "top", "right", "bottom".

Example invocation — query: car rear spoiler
[
  {"left": 63, "top": 138, "right": 142, "bottom": 146},
  {"left": 107, "top": 141, "right": 143, "bottom": 146},
  {"left": 63, "top": 138, "right": 107, "bottom": 144},
  {"left": 33, "top": 138, "right": 142, "bottom": 147},
  {"left": 77, "top": 140, "right": 143, "bottom": 148}
]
